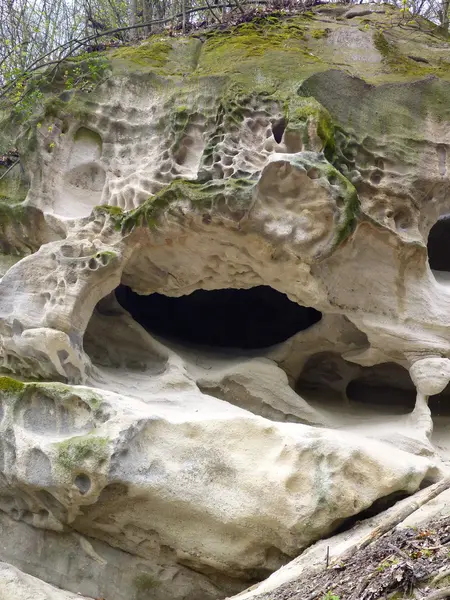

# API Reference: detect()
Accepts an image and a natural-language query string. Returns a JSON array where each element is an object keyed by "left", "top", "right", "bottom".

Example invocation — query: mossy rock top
[
  {"left": 106, "top": 5, "right": 450, "bottom": 88},
  {"left": 2, "top": 2, "right": 450, "bottom": 253}
]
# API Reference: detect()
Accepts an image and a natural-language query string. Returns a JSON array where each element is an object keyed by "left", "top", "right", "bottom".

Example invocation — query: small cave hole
[
  {"left": 74, "top": 473, "right": 91, "bottom": 495},
  {"left": 115, "top": 285, "right": 322, "bottom": 350},
  {"left": 393, "top": 210, "right": 412, "bottom": 232},
  {"left": 307, "top": 167, "right": 320, "bottom": 180},
  {"left": 272, "top": 118, "right": 286, "bottom": 144},
  {"left": 346, "top": 367, "right": 416, "bottom": 413},
  {"left": 375, "top": 157, "right": 384, "bottom": 170},
  {"left": 427, "top": 215, "right": 450, "bottom": 273},
  {"left": 370, "top": 171, "right": 383, "bottom": 185},
  {"left": 429, "top": 382, "right": 450, "bottom": 417},
  {"left": 296, "top": 354, "right": 417, "bottom": 414}
]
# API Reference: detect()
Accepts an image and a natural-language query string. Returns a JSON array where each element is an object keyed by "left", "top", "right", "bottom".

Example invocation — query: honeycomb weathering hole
[
  {"left": 115, "top": 285, "right": 322, "bottom": 350},
  {"left": 427, "top": 215, "right": 450, "bottom": 273}
]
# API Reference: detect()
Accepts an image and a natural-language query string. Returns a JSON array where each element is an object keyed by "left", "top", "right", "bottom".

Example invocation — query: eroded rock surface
[
  {"left": 1, "top": 3, "right": 450, "bottom": 599},
  {"left": 0, "top": 561, "right": 90, "bottom": 600}
]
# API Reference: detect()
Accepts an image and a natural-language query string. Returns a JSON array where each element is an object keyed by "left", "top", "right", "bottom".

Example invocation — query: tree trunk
[
  {"left": 142, "top": 0, "right": 152, "bottom": 34},
  {"left": 442, "top": 0, "right": 450, "bottom": 33},
  {"left": 129, "top": 0, "right": 137, "bottom": 39}
]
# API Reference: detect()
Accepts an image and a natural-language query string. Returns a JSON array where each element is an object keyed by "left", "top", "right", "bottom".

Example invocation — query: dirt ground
[{"left": 255, "top": 517, "right": 450, "bottom": 600}]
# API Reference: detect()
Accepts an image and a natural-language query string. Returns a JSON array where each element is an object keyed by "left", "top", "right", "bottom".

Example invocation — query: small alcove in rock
[{"left": 427, "top": 214, "right": 450, "bottom": 274}]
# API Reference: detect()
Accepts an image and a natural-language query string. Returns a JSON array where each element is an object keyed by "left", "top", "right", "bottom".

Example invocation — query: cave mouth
[
  {"left": 296, "top": 353, "right": 450, "bottom": 416},
  {"left": 115, "top": 284, "right": 322, "bottom": 350},
  {"left": 427, "top": 215, "right": 450, "bottom": 273},
  {"left": 296, "top": 353, "right": 417, "bottom": 414}
]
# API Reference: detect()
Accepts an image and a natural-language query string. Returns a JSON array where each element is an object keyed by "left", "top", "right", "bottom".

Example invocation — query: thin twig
[
  {"left": 0, "top": 159, "right": 20, "bottom": 182},
  {"left": 432, "top": 567, "right": 450, "bottom": 585},
  {"left": 423, "top": 587, "right": 450, "bottom": 600}
]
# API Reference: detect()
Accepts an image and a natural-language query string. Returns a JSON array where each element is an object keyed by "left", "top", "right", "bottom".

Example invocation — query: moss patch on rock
[
  {"left": 134, "top": 573, "right": 160, "bottom": 596},
  {"left": 120, "top": 177, "right": 254, "bottom": 232},
  {"left": 112, "top": 36, "right": 201, "bottom": 76},
  {"left": 0, "top": 164, "right": 29, "bottom": 204},
  {"left": 372, "top": 29, "right": 450, "bottom": 76},
  {"left": 113, "top": 39, "right": 172, "bottom": 68},
  {"left": 0, "top": 376, "right": 26, "bottom": 397},
  {"left": 286, "top": 96, "right": 337, "bottom": 160},
  {"left": 196, "top": 15, "right": 323, "bottom": 93},
  {"left": 55, "top": 435, "right": 109, "bottom": 470}
]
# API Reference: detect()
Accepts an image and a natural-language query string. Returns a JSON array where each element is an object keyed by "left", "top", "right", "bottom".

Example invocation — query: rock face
[
  {"left": 0, "top": 561, "right": 90, "bottom": 600},
  {"left": 1, "top": 3, "right": 450, "bottom": 599}
]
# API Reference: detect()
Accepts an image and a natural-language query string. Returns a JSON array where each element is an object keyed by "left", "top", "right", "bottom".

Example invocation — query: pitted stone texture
[
  {"left": 0, "top": 512, "right": 228, "bottom": 600},
  {"left": 410, "top": 358, "right": 450, "bottom": 396},
  {"left": 0, "top": 377, "right": 436, "bottom": 595},
  {"left": 0, "top": 212, "right": 128, "bottom": 382}
]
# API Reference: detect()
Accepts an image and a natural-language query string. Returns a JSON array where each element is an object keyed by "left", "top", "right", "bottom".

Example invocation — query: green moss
[
  {"left": 0, "top": 165, "right": 29, "bottom": 204},
  {"left": 311, "top": 29, "right": 329, "bottom": 39},
  {"left": 134, "top": 573, "right": 159, "bottom": 594},
  {"left": 0, "top": 376, "right": 26, "bottom": 396},
  {"left": 113, "top": 39, "right": 172, "bottom": 68},
  {"left": 94, "top": 205, "right": 125, "bottom": 230},
  {"left": 331, "top": 168, "right": 360, "bottom": 249},
  {"left": 95, "top": 250, "right": 116, "bottom": 259},
  {"left": 285, "top": 96, "right": 336, "bottom": 160},
  {"left": 95, "top": 205, "right": 124, "bottom": 217},
  {"left": 120, "top": 177, "right": 254, "bottom": 232},
  {"left": 0, "top": 200, "right": 27, "bottom": 225},
  {"left": 196, "top": 16, "right": 323, "bottom": 93},
  {"left": 372, "top": 29, "right": 449, "bottom": 76},
  {"left": 55, "top": 435, "right": 109, "bottom": 470}
]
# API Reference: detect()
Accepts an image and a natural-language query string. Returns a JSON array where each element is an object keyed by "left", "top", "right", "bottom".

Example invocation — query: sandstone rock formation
[
  {"left": 0, "top": 562, "right": 90, "bottom": 600},
  {"left": 2, "top": 3, "right": 450, "bottom": 599}
]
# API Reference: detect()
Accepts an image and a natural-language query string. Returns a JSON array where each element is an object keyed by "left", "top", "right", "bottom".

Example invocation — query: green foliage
[
  {"left": 321, "top": 592, "right": 340, "bottom": 600},
  {"left": 6, "top": 55, "right": 109, "bottom": 122},
  {"left": 10, "top": 78, "right": 44, "bottom": 121},
  {"left": 377, "top": 556, "right": 399, "bottom": 572}
]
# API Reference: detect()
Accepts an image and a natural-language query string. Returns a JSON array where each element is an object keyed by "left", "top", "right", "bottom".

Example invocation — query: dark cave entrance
[
  {"left": 115, "top": 284, "right": 322, "bottom": 350},
  {"left": 427, "top": 215, "right": 450, "bottom": 272}
]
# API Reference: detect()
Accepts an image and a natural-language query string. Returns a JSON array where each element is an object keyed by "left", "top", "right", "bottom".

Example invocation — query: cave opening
[
  {"left": 296, "top": 353, "right": 450, "bottom": 416},
  {"left": 345, "top": 364, "right": 417, "bottom": 412},
  {"left": 115, "top": 284, "right": 322, "bottom": 350},
  {"left": 427, "top": 215, "right": 450, "bottom": 273}
]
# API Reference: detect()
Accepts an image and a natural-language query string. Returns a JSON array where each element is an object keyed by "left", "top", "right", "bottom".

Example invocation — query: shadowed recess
[
  {"left": 116, "top": 285, "right": 322, "bottom": 349},
  {"left": 297, "top": 353, "right": 450, "bottom": 415},
  {"left": 346, "top": 363, "right": 417, "bottom": 411},
  {"left": 428, "top": 215, "right": 450, "bottom": 272}
]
